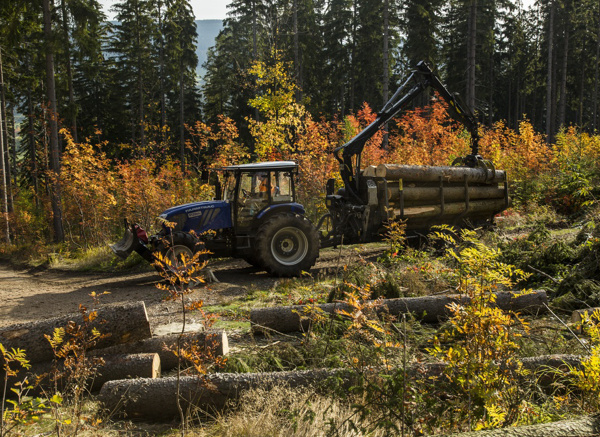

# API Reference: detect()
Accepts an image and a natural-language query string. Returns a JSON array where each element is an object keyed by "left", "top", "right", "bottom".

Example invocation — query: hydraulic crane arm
[{"left": 334, "top": 61, "right": 483, "bottom": 202}]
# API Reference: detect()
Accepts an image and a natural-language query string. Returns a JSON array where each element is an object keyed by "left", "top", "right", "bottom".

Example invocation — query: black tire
[
  {"left": 153, "top": 232, "right": 200, "bottom": 272},
  {"left": 242, "top": 256, "right": 263, "bottom": 269},
  {"left": 254, "top": 213, "right": 319, "bottom": 277}
]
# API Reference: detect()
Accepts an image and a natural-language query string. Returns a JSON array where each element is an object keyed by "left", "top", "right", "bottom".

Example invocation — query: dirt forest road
[{"left": 0, "top": 245, "right": 385, "bottom": 329}]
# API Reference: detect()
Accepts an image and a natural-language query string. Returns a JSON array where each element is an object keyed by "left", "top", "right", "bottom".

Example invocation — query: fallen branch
[{"left": 527, "top": 265, "right": 559, "bottom": 284}]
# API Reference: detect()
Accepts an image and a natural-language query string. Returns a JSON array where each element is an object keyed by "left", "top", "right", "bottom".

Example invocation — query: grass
[
  {"left": 196, "top": 385, "right": 390, "bottom": 437},
  {"left": 50, "top": 246, "right": 153, "bottom": 272},
  {"left": 6, "top": 206, "right": 600, "bottom": 434}
]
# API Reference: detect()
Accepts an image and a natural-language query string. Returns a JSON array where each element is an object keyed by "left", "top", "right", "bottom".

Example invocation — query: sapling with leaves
[
  {"left": 315, "top": 279, "right": 410, "bottom": 434},
  {"left": 381, "top": 218, "right": 407, "bottom": 264},
  {"left": 44, "top": 292, "right": 108, "bottom": 436},
  {"left": 0, "top": 345, "right": 47, "bottom": 437},
  {"left": 428, "top": 226, "right": 533, "bottom": 431},
  {"left": 152, "top": 221, "right": 225, "bottom": 435},
  {"left": 569, "top": 309, "right": 600, "bottom": 411}
]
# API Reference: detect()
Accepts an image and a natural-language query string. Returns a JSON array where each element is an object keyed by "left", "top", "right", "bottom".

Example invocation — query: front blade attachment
[{"left": 110, "top": 228, "right": 136, "bottom": 259}]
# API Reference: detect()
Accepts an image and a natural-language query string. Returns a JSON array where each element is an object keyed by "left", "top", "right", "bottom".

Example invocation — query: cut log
[
  {"left": 571, "top": 307, "right": 600, "bottom": 325},
  {"left": 375, "top": 164, "right": 506, "bottom": 184},
  {"left": 251, "top": 291, "right": 548, "bottom": 333},
  {"left": 362, "top": 165, "right": 377, "bottom": 177},
  {"left": 0, "top": 301, "right": 152, "bottom": 364},
  {"left": 99, "top": 354, "right": 578, "bottom": 422},
  {"left": 89, "top": 331, "right": 228, "bottom": 371},
  {"left": 94, "top": 353, "right": 161, "bottom": 389},
  {"left": 390, "top": 199, "right": 508, "bottom": 220},
  {"left": 437, "top": 415, "right": 600, "bottom": 437},
  {"left": 98, "top": 368, "right": 353, "bottom": 421},
  {"left": 10, "top": 352, "right": 160, "bottom": 393},
  {"left": 386, "top": 184, "right": 505, "bottom": 203}
]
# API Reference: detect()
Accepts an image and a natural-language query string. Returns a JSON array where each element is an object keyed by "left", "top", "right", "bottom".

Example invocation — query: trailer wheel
[
  {"left": 255, "top": 213, "right": 319, "bottom": 277},
  {"left": 154, "top": 232, "right": 200, "bottom": 273}
]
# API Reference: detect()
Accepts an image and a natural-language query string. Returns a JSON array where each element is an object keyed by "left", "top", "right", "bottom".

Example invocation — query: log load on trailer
[
  {"left": 110, "top": 61, "right": 509, "bottom": 276},
  {"left": 318, "top": 61, "right": 508, "bottom": 248}
]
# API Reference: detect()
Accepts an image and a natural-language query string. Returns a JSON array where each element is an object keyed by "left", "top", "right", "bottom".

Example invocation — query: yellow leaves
[
  {"left": 428, "top": 225, "right": 529, "bottom": 422},
  {"left": 479, "top": 119, "right": 548, "bottom": 182},
  {"left": 0, "top": 344, "right": 31, "bottom": 377},
  {"left": 248, "top": 51, "right": 297, "bottom": 118},
  {"left": 45, "top": 328, "right": 65, "bottom": 350}
]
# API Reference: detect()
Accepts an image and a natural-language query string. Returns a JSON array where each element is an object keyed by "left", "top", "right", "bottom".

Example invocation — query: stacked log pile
[
  {"left": 365, "top": 164, "right": 509, "bottom": 228},
  {"left": 0, "top": 301, "right": 228, "bottom": 392}
]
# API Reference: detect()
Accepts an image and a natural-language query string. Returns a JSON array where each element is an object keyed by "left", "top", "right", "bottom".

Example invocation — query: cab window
[{"left": 272, "top": 171, "right": 293, "bottom": 203}]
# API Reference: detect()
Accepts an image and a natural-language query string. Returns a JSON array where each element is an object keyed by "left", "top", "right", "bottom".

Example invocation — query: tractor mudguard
[{"left": 256, "top": 203, "right": 305, "bottom": 221}]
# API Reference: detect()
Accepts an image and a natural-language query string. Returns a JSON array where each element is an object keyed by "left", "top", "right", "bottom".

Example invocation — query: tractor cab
[{"left": 217, "top": 161, "right": 303, "bottom": 232}]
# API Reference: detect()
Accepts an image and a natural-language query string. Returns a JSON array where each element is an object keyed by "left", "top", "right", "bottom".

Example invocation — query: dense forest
[
  {"left": 8, "top": 2, "right": 600, "bottom": 436},
  {"left": 0, "top": 0, "right": 597, "bottom": 245}
]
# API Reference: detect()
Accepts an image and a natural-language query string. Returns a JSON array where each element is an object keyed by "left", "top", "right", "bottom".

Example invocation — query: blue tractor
[{"left": 111, "top": 161, "right": 320, "bottom": 277}]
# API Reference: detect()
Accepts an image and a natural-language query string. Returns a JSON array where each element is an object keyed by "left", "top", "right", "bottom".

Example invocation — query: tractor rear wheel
[{"left": 255, "top": 213, "right": 319, "bottom": 277}]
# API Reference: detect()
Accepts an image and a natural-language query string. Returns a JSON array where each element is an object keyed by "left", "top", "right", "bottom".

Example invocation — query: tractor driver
[{"left": 257, "top": 172, "right": 274, "bottom": 197}]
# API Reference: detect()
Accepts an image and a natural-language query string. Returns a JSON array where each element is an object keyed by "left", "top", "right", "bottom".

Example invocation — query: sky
[
  {"left": 100, "top": 0, "right": 536, "bottom": 22},
  {"left": 100, "top": 0, "right": 230, "bottom": 21}
]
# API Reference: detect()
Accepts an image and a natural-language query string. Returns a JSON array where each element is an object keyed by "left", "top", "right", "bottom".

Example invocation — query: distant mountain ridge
[{"left": 196, "top": 19, "right": 223, "bottom": 83}]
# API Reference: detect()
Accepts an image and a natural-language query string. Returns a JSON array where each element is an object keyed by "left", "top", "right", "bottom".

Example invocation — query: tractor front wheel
[
  {"left": 255, "top": 213, "right": 319, "bottom": 277},
  {"left": 154, "top": 232, "right": 200, "bottom": 273}
]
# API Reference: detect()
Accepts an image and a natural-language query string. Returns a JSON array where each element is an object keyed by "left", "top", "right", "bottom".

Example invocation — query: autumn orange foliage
[
  {"left": 8, "top": 92, "right": 600, "bottom": 250},
  {"left": 479, "top": 120, "right": 549, "bottom": 182},
  {"left": 387, "top": 99, "right": 470, "bottom": 166},
  {"left": 186, "top": 115, "right": 250, "bottom": 169},
  {"left": 59, "top": 130, "right": 118, "bottom": 246}
]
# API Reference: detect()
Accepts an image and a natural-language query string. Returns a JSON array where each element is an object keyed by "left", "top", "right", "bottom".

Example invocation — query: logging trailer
[{"left": 110, "top": 61, "right": 509, "bottom": 277}]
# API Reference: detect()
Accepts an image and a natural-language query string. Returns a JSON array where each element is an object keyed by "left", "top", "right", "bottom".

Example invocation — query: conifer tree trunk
[
  {"left": 466, "top": 0, "right": 477, "bottom": 110},
  {"left": 558, "top": 25, "right": 569, "bottom": 129},
  {"left": 0, "top": 49, "right": 12, "bottom": 216},
  {"left": 10, "top": 107, "right": 16, "bottom": 187},
  {"left": 293, "top": 0, "right": 302, "bottom": 102},
  {"left": 546, "top": 0, "right": 555, "bottom": 142},
  {"left": 179, "top": 67, "right": 185, "bottom": 172},
  {"left": 594, "top": 4, "right": 600, "bottom": 131},
  {"left": 158, "top": 0, "right": 166, "bottom": 143},
  {"left": 27, "top": 89, "right": 39, "bottom": 208},
  {"left": 0, "top": 61, "right": 8, "bottom": 244},
  {"left": 43, "top": 0, "right": 65, "bottom": 242},
  {"left": 349, "top": 0, "right": 357, "bottom": 112},
  {"left": 60, "top": 0, "right": 77, "bottom": 142},
  {"left": 252, "top": 0, "right": 259, "bottom": 122},
  {"left": 382, "top": 0, "right": 389, "bottom": 149},
  {"left": 137, "top": 18, "right": 145, "bottom": 148}
]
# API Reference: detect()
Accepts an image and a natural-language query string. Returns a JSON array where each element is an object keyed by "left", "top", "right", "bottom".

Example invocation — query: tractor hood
[{"left": 159, "top": 200, "right": 232, "bottom": 233}]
